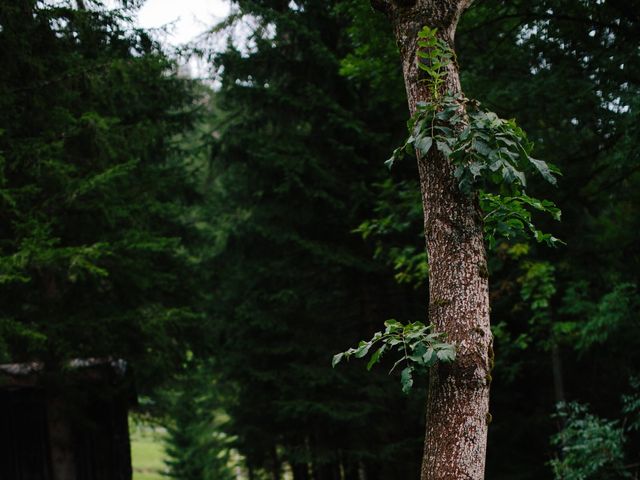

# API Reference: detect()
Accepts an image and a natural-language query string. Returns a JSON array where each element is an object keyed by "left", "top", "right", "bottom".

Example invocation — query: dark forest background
[{"left": 0, "top": 0, "right": 639, "bottom": 479}]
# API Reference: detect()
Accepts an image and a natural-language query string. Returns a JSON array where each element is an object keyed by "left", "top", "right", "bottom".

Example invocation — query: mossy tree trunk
[{"left": 371, "top": 1, "right": 492, "bottom": 479}]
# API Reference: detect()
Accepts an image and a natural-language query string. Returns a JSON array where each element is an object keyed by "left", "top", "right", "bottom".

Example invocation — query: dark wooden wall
[
  {"left": 0, "top": 388, "right": 52, "bottom": 480},
  {"left": 0, "top": 385, "right": 132, "bottom": 480}
]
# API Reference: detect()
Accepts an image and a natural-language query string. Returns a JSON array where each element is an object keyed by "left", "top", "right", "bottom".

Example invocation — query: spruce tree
[
  {"left": 0, "top": 0, "right": 204, "bottom": 389},
  {"left": 164, "top": 1, "right": 429, "bottom": 478}
]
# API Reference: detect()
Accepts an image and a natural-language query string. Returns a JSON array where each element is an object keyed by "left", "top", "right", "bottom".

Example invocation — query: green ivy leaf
[
  {"left": 528, "top": 157, "right": 558, "bottom": 186},
  {"left": 436, "top": 346, "right": 456, "bottom": 363},
  {"left": 415, "top": 136, "right": 433, "bottom": 155},
  {"left": 354, "top": 341, "right": 371, "bottom": 358},
  {"left": 331, "top": 353, "right": 344, "bottom": 368},
  {"left": 436, "top": 141, "right": 452, "bottom": 156},
  {"left": 423, "top": 347, "right": 437, "bottom": 366},
  {"left": 367, "top": 345, "right": 386, "bottom": 371},
  {"left": 400, "top": 367, "right": 414, "bottom": 394}
]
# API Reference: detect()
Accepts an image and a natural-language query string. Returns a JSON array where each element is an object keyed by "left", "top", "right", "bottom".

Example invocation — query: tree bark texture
[{"left": 372, "top": 1, "right": 492, "bottom": 479}]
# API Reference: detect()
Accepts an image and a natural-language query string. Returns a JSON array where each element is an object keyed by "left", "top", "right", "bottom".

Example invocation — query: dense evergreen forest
[{"left": 0, "top": 0, "right": 639, "bottom": 479}]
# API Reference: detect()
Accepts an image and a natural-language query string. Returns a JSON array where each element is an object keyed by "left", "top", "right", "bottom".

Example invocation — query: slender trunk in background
[
  {"left": 47, "top": 395, "right": 77, "bottom": 480},
  {"left": 357, "top": 461, "right": 367, "bottom": 480},
  {"left": 551, "top": 343, "right": 565, "bottom": 404},
  {"left": 271, "top": 445, "right": 281, "bottom": 480},
  {"left": 371, "top": 1, "right": 493, "bottom": 479}
]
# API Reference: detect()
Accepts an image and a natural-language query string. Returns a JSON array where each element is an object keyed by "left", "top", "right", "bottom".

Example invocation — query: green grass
[{"left": 130, "top": 421, "right": 168, "bottom": 480}]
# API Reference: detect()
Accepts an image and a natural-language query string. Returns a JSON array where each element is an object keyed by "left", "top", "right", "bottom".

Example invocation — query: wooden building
[{"left": 0, "top": 359, "right": 135, "bottom": 480}]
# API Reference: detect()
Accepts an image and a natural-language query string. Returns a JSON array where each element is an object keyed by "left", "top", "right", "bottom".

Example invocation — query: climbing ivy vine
[
  {"left": 387, "top": 26, "right": 562, "bottom": 249},
  {"left": 333, "top": 26, "right": 562, "bottom": 392}
]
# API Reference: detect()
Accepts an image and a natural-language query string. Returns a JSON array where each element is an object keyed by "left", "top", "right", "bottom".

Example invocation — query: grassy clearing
[{"left": 130, "top": 419, "right": 168, "bottom": 480}]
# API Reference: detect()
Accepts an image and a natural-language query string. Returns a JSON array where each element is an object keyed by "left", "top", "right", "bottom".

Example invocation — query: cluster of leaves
[
  {"left": 416, "top": 26, "right": 455, "bottom": 99},
  {"left": 622, "top": 377, "right": 640, "bottom": 432},
  {"left": 333, "top": 319, "right": 455, "bottom": 393},
  {"left": 353, "top": 179, "right": 428, "bottom": 287},
  {"left": 520, "top": 261, "right": 557, "bottom": 313},
  {"left": 386, "top": 26, "right": 562, "bottom": 250},
  {"left": 557, "top": 282, "right": 639, "bottom": 352},
  {"left": 549, "top": 402, "right": 629, "bottom": 480},
  {"left": 481, "top": 193, "right": 561, "bottom": 249},
  {"left": 507, "top": 260, "right": 558, "bottom": 352}
]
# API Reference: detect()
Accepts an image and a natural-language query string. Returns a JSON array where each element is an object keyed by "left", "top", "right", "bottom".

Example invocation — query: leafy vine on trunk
[
  {"left": 388, "top": 26, "right": 562, "bottom": 249},
  {"left": 333, "top": 26, "right": 561, "bottom": 393}
]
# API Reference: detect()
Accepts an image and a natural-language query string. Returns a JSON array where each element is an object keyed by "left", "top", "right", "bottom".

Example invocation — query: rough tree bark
[{"left": 370, "top": 1, "right": 492, "bottom": 479}]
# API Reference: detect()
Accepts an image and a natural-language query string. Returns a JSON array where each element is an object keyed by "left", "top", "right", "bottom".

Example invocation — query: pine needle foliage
[{"left": 0, "top": 0, "right": 205, "bottom": 389}]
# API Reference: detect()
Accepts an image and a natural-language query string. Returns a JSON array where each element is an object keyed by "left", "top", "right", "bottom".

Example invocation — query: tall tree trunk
[
  {"left": 371, "top": 1, "right": 492, "bottom": 479},
  {"left": 271, "top": 445, "right": 281, "bottom": 480}
]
